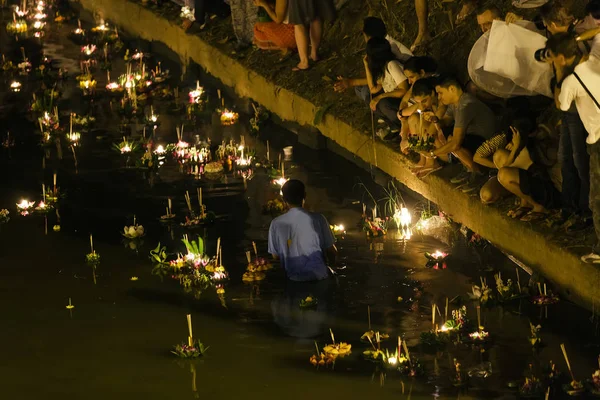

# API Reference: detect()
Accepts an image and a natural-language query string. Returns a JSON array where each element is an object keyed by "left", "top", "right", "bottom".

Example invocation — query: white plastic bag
[
  {"left": 484, "top": 20, "right": 553, "bottom": 97},
  {"left": 468, "top": 31, "right": 534, "bottom": 98}
]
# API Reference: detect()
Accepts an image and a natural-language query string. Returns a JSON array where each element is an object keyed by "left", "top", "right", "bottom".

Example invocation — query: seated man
[
  {"left": 422, "top": 76, "right": 496, "bottom": 190},
  {"left": 403, "top": 77, "right": 448, "bottom": 177},
  {"left": 268, "top": 180, "right": 337, "bottom": 282}
]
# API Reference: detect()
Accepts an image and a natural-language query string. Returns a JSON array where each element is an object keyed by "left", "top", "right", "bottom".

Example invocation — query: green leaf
[{"left": 313, "top": 103, "right": 334, "bottom": 125}]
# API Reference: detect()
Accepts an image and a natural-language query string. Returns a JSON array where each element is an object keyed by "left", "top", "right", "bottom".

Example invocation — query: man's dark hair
[
  {"left": 475, "top": 4, "right": 502, "bottom": 18},
  {"left": 540, "top": 1, "right": 575, "bottom": 27},
  {"left": 435, "top": 75, "right": 463, "bottom": 90},
  {"left": 282, "top": 179, "right": 306, "bottom": 206},
  {"left": 363, "top": 17, "right": 387, "bottom": 38},
  {"left": 587, "top": 0, "right": 600, "bottom": 20},
  {"left": 412, "top": 77, "right": 438, "bottom": 97},
  {"left": 403, "top": 56, "right": 438, "bottom": 75},
  {"left": 546, "top": 31, "right": 581, "bottom": 58}
]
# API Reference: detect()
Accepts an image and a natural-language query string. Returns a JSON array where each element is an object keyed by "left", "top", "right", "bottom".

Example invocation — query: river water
[{"left": 0, "top": 4, "right": 599, "bottom": 399}]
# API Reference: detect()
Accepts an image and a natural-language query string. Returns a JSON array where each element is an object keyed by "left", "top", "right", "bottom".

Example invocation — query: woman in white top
[{"left": 363, "top": 37, "right": 409, "bottom": 131}]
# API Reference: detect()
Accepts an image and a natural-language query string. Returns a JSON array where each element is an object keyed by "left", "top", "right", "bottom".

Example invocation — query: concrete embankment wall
[{"left": 74, "top": 0, "right": 600, "bottom": 308}]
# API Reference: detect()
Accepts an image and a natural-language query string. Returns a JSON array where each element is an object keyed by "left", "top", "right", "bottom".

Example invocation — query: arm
[
  {"left": 363, "top": 57, "right": 381, "bottom": 94},
  {"left": 333, "top": 76, "right": 368, "bottom": 92},
  {"left": 325, "top": 245, "right": 338, "bottom": 265},
  {"left": 473, "top": 134, "right": 506, "bottom": 169},
  {"left": 374, "top": 80, "right": 409, "bottom": 101},
  {"left": 399, "top": 85, "right": 414, "bottom": 110},
  {"left": 401, "top": 102, "right": 420, "bottom": 117},
  {"left": 504, "top": 127, "right": 522, "bottom": 166},
  {"left": 473, "top": 152, "right": 497, "bottom": 169},
  {"left": 267, "top": 223, "right": 279, "bottom": 260},
  {"left": 255, "top": 0, "right": 287, "bottom": 23},
  {"left": 433, "top": 127, "right": 465, "bottom": 156}
]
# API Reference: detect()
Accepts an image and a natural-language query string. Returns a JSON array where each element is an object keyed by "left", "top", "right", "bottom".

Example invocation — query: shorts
[
  {"left": 461, "top": 134, "right": 486, "bottom": 155},
  {"left": 519, "top": 168, "right": 559, "bottom": 209}
]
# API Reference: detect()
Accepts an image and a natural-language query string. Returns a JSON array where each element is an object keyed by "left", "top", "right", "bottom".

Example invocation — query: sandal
[
  {"left": 417, "top": 165, "right": 443, "bottom": 179},
  {"left": 520, "top": 211, "right": 549, "bottom": 222},
  {"left": 507, "top": 207, "right": 532, "bottom": 219}
]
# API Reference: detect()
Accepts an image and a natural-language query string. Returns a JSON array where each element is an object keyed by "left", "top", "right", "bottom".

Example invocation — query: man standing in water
[{"left": 268, "top": 180, "right": 337, "bottom": 281}]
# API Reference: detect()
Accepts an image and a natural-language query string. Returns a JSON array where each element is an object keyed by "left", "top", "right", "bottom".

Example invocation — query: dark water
[{"left": 1, "top": 4, "right": 599, "bottom": 399}]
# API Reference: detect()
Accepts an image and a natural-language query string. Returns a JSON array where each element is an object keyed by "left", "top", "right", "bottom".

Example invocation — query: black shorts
[
  {"left": 519, "top": 168, "right": 559, "bottom": 209},
  {"left": 462, "top": 134, "right": 487, "bottom": 155}
]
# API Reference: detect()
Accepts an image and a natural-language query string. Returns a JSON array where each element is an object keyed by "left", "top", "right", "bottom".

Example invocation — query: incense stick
[
  {"left": 187, "top": 314, "right": 193, "bottom": 346},
  {"left": 252, "top": 241, "right": 258, "bottom": 258},
  {"left": 329, "top": 328, "right": 335, "bottom": 345},
  {"left": 560, "top": 343, "right": 576, "bottom": 381},
  {"left": 445, "top": 297, "right": 449, "bottom": 321},
  {"left": 476, "top": 305, "right": 482, "bottom": 330},
  {"left": 89, "top": 234, "right": 94, "bottom": 253},
  {"left": 246, "top": 251, "right": 251, "bottom": 264},
  {"left": 368, "top": 306, "right": 371, "bottom": 330}
]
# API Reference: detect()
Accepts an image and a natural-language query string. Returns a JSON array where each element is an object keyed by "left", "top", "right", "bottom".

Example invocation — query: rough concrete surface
[{"left": 74, "top": 0, "right": 600, "bottom": 309}]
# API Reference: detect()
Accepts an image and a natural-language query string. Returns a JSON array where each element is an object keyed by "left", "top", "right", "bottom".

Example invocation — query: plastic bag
[
  {"left": 484, "top": 20, "right": 553, "bottom": 97},
  {"left": 468, "top": 30, "right": 536, "bottom": 98}
]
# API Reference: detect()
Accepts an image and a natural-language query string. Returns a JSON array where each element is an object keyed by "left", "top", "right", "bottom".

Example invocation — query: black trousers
[{"left": 194, "top": 0, "right": 230, "bottom": 24}]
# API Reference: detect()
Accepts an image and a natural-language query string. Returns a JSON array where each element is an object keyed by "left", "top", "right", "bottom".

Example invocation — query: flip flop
[
  {"left": 520, "top": 211, "right": 549, "bottom": 222},
  {"left": 507, "top": 207, "right": 531, "bottom": 219},
  {"left": 292, "top": 65, "right": 310, "bottom": 72}
]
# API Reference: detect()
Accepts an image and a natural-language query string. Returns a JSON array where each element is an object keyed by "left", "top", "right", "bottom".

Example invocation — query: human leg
[
  {"left": 558, "top": 113, "right": 581, "bottom": 213},
  {"left": 497, "top": 167, "right": 546, "bottom": 213},
  {"left": 411, "top": 0, "right": 431, "bottom": 51},
  {"left": 309, "top": 18, "right": 323, "bottom": 62},
  {"left": 479, "top": 176, "right": 508, "bottom": 204},
  {"left": 589, "top": 141, "right": 600, "bottom": 253},
  {"left": 376, "top": 98, "right": 402, "bottom": 130},
  {"left": 294, "top": 24, "right": 310, "bottom": 70},
  {"left": 564, "top": 112, "right": 591, "bottom": 215}
]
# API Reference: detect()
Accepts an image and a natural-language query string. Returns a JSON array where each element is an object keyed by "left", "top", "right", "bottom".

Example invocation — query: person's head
[
  {"left": 362, "top": 16, "right": 387, "bottom": 42},
  {"left": 403, "top": 56, "right": 438, "bottom": 85},
  {"left": 540, "top": 1, "right": 575, "bottom": 34},
  {"left": 435, "top": 76, "right": 464, "bottom": 106},
  {"left": 282, "top": 179, "right": 306, "bottom": 207},
  {"left": 511, "top": 117, "right": 536, "bottom": 138},
  {"left": 412, "top": 77, "right": 438, "bottom": 110},
  {"left": 547, "top": 31, "right": 581, "bottom": 69},
  {"left": 587, "top": 0, "right": 600, "bottom": 22},
  {"left": 476, "top": 5, "right": 502, "bottom": 33},
  {"left": 366, "top": 37, "right": 396, "bottom": 81}
]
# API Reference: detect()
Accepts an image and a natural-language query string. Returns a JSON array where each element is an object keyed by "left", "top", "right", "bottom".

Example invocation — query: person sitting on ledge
[
  {"left": 403, "top": 77, "right": 448, "bottom": 178},
  {"left": 420, "top": 76, "right": 496, "bottom": 192},
  {"left": 359, "top": 37, "right": 410, "bottom": 139},
  {"left": 268, "top": 180, "right": 337, "bottom": 282},
  {"left": 334, "top": 17, "right": 412, "bottom": 139},
  {"left": 253, "top": 0, "right": 296, "bottom": 51},
  {"left": 493, "top": 120, "right": 559, "bottom": 222},
  {"left": 397, "top": 56, "right": 439, "bottom": 154}
]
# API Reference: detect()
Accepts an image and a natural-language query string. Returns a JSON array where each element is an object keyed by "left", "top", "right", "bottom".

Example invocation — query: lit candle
[{"left": 168, "top": 198, "right": 172, "bottom": 214}]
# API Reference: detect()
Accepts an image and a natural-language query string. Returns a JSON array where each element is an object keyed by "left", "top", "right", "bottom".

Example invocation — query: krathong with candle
[
  {"left": 6, "top": 20, "right": 28, "bottom": 34},
  {"left": 529, "top": 323, "right": 542, "bottom": 347},
  {"left": 361, "top": 331, "right": 389, "bottom": 342},
  {"left": 122, "top": 222, "right": 145, "bottom": 239},
  {"left": 204, "top": 161, "right": 224, "bottom": 175},
  {"left": 172, "top": 315, "right": 208, "bottom": 358},
  {"left": 86, "top": 252, "right": 100, "bottom": 268},
  {"left": 330, "top": 224, "right": 346, "bottom": 237},
  {"left": 322, "top": 330, "right": 352, "bottom": 358},
  {"left": 407, "top": 134, "right": 435, "bottom": 152},
  {"left": 91, "top": 22, "right": 109, "bottom": 32},
  {"left": 81, "top": 44, "right": 97, "bottom": 57},
  {"left": 590, "top": 363, "right": 600, "bottom": 395},
  {"left": 242, "top": 251, "right": 267, "bottom": 282},
  {"left": 299, "top": 295, "right": 318, "bottom": 308},
  {"left": 114, "top": 138, "right": 138, "bottom": 154},
  {"left": 34, "top": 200, "right": 53, "bottom": 213},
  {"left": 467, "top": 277, "right": 492, "bottom": 305},
  {"left": 188, "top": 83, "right": 204, "bottom": 105},
  {"left": 72, "top": 114, "right": 96, "bottom": 129},
  {"left": 532, "top": 283, "right": 560, "bottom": 305},
  {"left": 362, "top": 207, "right": 388, "bottom": 238},
  {"left": 249, "top": 104, "right": 270, "bottom": 135},
  {"left": 0, "top": 209, "right": 10, "bottom": 224},
  {"left": 424, "top": 250, "right": 448, "bottom": 269},
  {"left": 17, "top": 60, "right": 32, "bottom": 74},
  {"left": 262, "top": 197, "right": 287, "bottom": 216},
  {"left": 106, "top": 81, "right": 122, "bottom": 93},
  {"left": 440, "top": 306, "right": 467, "bottom": 333},
  {"left": 10, "top": 81, "right": 21, "bottom": 92},
  {"left": 494, "top": 272, "right": 522, "bottom": 302},
  {"left": 247, "top": 244, "right": 272, "bottom": 272},
  {"left": 216, "top": 140, "right": 239, "bottom": 160},
  {"left": 219, "top": 109, "right": 239, "bottom": 126},
  {"left": 16, "top": 199, "right": 35, "bottom": 215}
]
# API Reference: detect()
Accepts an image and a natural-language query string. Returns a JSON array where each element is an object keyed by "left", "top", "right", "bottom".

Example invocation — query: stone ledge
[{"left": 74, "top": 0, "right": 600, "bottom": 309}]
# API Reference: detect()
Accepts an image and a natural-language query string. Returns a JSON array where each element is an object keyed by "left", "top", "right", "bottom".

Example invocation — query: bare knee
[
  {"left": 479, "top": 186, "right": 496, "bottom": 204},
  {"left": 497, "top": 167, "right": 511, "bottom": 186}
]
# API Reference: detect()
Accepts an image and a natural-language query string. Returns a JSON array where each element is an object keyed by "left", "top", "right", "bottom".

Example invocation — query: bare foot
[
  {"left": 410, "top": 33, "right": 431, "bottom": 52},
  {"left": 310, "top": 53, "right": 320, "bottom": 62}
]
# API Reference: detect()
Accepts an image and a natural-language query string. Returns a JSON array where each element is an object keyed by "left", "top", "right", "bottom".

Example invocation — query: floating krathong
[
  {"left": 33, "top": 20, "right": 45, "bottom": 30},
  {"left": 16, "top": 199, "right": 35, "bottom": 215},
  {"left": 14, "top": 6, "right": 28, "bottom": 17},
  {"left": 10, "top": 81, "right": 21, "bottom": 92},
  {"left": 92, "top": 22, "right": 109, "bottom": 32},
  {"left": 220, "top": 109, "right": 239, "bottom": 126},
  {"left": 106, "top": 82, "right": 122, "bottom": 92},
  {"left": 81, "top": 44, "right": 96, "bottom": 56},
  {"left": 272, "top": 177, "right": 288, "bottom": 187},
  {"left": 204, "top": 161, "right": 224, "bottom": 174},
  {"left": 6, "top": 20, "right": 28, "bottom": 34},
  {"left": 35, "top": 200, "right": 53, "bottom": 213},
  {"left": 180, "top": 6, "right": 195, "bottom": 21},
  {"left": 123, "top": 224, "right": 145, "bottom": 239},
  {"left": 73, "top": 27, "right": 84, "bottom": 35},
  {"left": 299, "top": 296, "right": 318, "bottom": 308},
  {"left": 331, "top": 224, "right": 346, "bottom": 235},
  {"left": 0, "top": 209, "right": 10, "bottom": 224},
  {"left": 425, "top": 250, "right": 448, "bottom": 269}
]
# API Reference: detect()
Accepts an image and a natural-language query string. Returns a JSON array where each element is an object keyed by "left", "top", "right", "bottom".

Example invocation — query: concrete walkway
[{"left": 75, "top": 0, "right": 600, "bottom": 309}]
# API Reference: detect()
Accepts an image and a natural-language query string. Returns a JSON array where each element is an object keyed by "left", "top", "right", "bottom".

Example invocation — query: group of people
[
  {"left": 334, "top": 0, "right": 600, "bottom": 265},
  {"left": 191, "top": 1, "right": 600, "bottom": 283}
]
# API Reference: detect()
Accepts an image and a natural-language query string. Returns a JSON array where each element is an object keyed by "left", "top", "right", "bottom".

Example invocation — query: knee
[
  {"left": 479, "top": 187, "right": 496, "bottom": 204},
  {"left": 493, "top": 150, "right": 508, "bottom": 168},
  {"left": 497, "top": 167, "right": 510, "bottom": 185}
]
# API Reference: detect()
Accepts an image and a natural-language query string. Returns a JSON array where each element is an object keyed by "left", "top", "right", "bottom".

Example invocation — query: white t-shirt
[
  {"left": 380, "top": 60, "right": 407, "bottom": 93},
  {"left": 559, "top": 56, "right": 600, "bottom": 144},
  {"left": 386, "top": 35, "right": 413, "bottom": 63}
]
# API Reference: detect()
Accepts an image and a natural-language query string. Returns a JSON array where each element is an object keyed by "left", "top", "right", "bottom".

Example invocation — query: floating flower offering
[
  {"left": 468, "top": 330, "right": 489, "bottom": 341},
  {"left": 272, "top": 177, "right": 288, "bottom": 187},
  {"left": 92, "top": 23, "right": 109, "bottom": 32},
  {"left": 425, "top": 250, "right": 448, "bottom": 268},
  {"left": 10, "top": 81, "right": 21, "bottom": 92},
  {"left": 33, "top": 20, "right": 45, "bottom": 30},
  {"left": 86, "top": 252, "right": 101, "bottom": 267},
  {"left": 7, "top": 20, "right": 28, "bottom": 34},
  {"left": 532, "top": 293, "right": 560, "bottom": 305},
  {"left": 180, "top": 6, "right": 195, "bottom": 21},
  {"left": 154, "top": 145, "right": 166, "bottom": 155},
  {"left": 172, "top": 339, "right": 208, "bottom": 358},
  {"left": 323, "top": 342, "right": 352, "bottom": 357},
  {"left": 16, "top": 199, "right": 35, "bottom": 215},
  {"left": 33, "top": 12, "right": 46, "bottom": 20},
  {"left": 115, "top": 138, "right": 137, "bottom": 154},
  {"left": 220, "top": 109, "right": 239, "bottom": 126},
  {"left": 81, "top": 44, "right": 96, "bottom": 56},
  {"left": 363, "top": 217, "right": 387, "bottom": 238},
  {"left": 361, "top": 331, "right": 389, "bottom": 342},
  {"left": 204, "top": 161, "right": 224, "bottom": 174},
  {"left": 34, "top": 200, "right": 53, "bottom": 212},
  {"left": 106, "top": 82, "right": 122, "bottom": 92},
  {"left": 331, "top": 224, "right": 346, "bottom": 234},
  {"left": 123, "top": 224, "right": 145, "bottom": 239},
  {"left": 0, "top": 209, "right": 10, "bottom": 224},
  {"left": 564, "top": 380, "right": 584, "bottom": 396},
  {"left": 73, "top": 27, "right": 84, "bottom": 35},
  {"left": 310, "top": 352, "right": 336, "bottom": 368},
  {"left": 14, "top": 6, "right": 28, "bottom": 17},
  {"left": 299, "top": 296, "right": 317, "bottom": 308}
]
